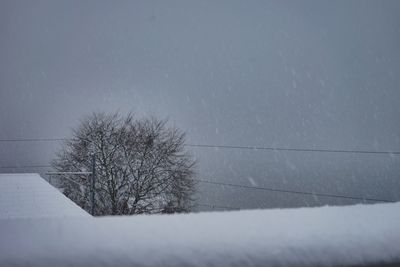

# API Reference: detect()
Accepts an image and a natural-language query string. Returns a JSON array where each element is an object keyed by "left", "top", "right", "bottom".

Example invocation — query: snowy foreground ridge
[{"left": 1, "top": 203, "right": 400, "bottom": 267}]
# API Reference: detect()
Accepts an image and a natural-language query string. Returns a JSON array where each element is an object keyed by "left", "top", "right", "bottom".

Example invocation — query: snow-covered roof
[
  {"left": 0, "top": 173, "right": 89, "bottom": 219},
  {"left": 0, "top": 202, "right": 399, "bottom": 267}
]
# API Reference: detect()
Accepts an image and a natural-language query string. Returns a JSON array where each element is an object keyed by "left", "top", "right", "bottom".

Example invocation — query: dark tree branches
[{"left": 52, "top": 112, "right": 196, "bottom": 216}]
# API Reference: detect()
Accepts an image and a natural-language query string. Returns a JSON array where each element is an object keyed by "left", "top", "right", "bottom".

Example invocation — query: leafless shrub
[{"left": 53, "top": 112, "right": 196, "bottom": 215}]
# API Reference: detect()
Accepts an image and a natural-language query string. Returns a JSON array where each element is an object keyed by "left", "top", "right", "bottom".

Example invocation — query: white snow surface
[
  {"left": 1, "top": 202, "right": 399, "bottom": 267},
  {"left": 0, "top": 173, "right": 89, "bottom": 219}
]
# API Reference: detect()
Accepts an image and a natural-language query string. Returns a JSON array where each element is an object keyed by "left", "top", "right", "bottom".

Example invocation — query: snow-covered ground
[
  {"left": 1, "top": 202, "right": 399, "bottom": 267},
  {"left": 0, "top": 173, "right": 89, "bottom": 219}
]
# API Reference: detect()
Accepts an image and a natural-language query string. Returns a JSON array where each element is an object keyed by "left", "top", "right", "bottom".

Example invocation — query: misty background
[{"left": 1, "top": 0, "right": 399, "bottom": 210}]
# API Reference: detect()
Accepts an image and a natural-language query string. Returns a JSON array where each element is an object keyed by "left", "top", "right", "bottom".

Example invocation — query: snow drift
[
  {"left": 0, "top": 173, "right": 89, "bottom": 219},
  {"left": 1, "top": 201, "right": 399, "bottom": 267}
]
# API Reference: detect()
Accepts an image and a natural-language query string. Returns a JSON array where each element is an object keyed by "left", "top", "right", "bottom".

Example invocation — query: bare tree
[{"left": 52, "top": 112, "right": 196, "bottom": 215}]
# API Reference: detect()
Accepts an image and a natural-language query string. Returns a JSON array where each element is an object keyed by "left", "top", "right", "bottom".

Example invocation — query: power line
[
  {"left": 0, "top": 163, "right": 89, "bottom": 170},
  {"left": 196, "top": 203, "right": 240, "bottom": 210},
  {"left": 0, "top": 164, "right": 397, "bottom": 203},
  {"left": 0, "top": 137, "right": 399, "bottom": 155},
  {"left": 186, "top": 144, "right": 400, "bottom": 155},
  {"left": 195, "top": 179, "right": 395, "bottom": 203},
  {"left": 50, "top": 176, "right": 239, "bottom": 211},
  {"left": 46, "top": 174, "right": 238, "bottom": 211},
  {"left": 0, "top": 138, "right": 67, "bottom": 142},
  {"left": 0, "top": 165, "right": 52, "bottom": 169},
  {"left": 48, "top": 174, "right": 86, "bottom": 187}
]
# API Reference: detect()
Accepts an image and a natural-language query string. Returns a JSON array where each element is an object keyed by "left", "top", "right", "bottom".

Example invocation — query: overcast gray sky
[{"left": 1, "top": 0, "right": 399, "bottom": 210}]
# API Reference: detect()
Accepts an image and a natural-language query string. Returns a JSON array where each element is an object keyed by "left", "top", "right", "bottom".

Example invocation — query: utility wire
[
  {"left": 0, "top": 138, "right": 67, "bottom": 142},
  {"left": 46, "top": 177, "right": 236, "bottom": 210},
  {"left": 195, "top": 179, "right": 395, "bottom": 203},
  {"left": 0, "top": 165, "right": 53, "bottom": 169},
  {"left": 49, "top": 172, "right": 395, "bottom": 209},
  {"left": 45, "top": 174, "right": 239, "bottom": 210},
  {"left": 50, "top": 174, "right": 85, "bottom": 187},
  {"left": 196, "top": 203, "right": 240, "bottom": 210},
  {"left": 186, "top": 144, "right": 400, "bottom": 155},
  {"left": 0, "top": 164, "right": 397, "bottom": 203},
  {"left": 0, "top": 138, "right": 399, "bottom": 155}
]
